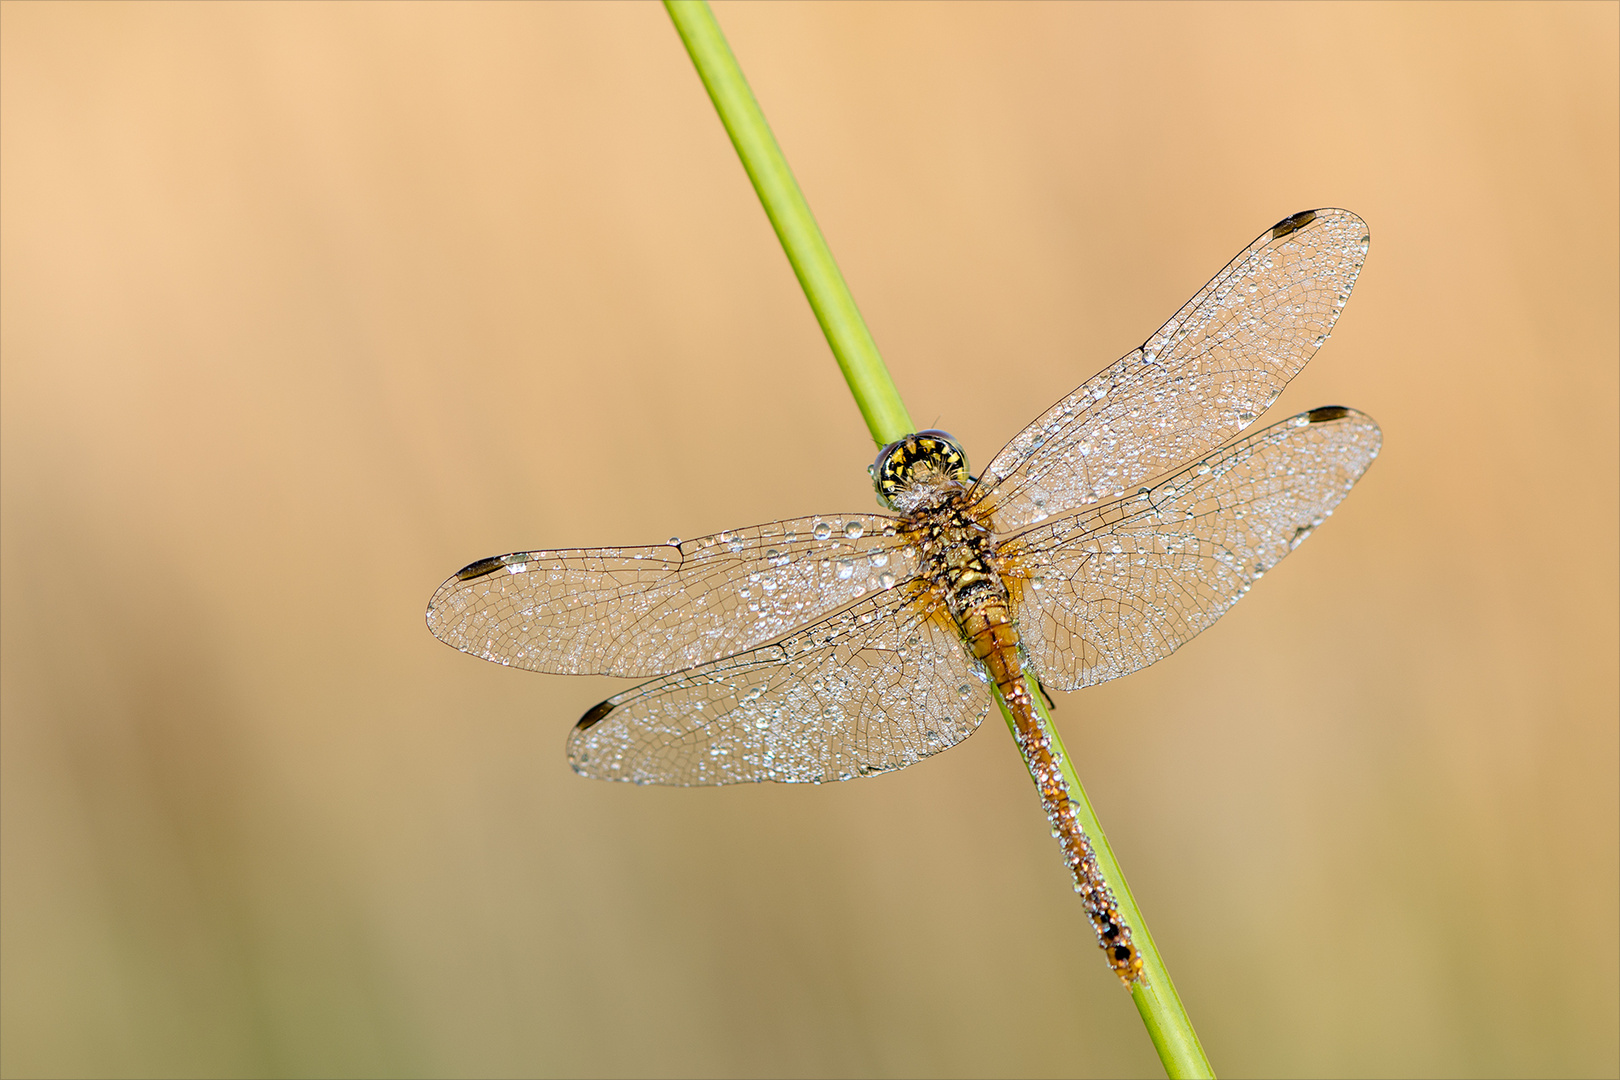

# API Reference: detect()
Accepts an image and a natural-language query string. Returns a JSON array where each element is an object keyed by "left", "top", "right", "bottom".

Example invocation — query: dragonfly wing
[
  {"left": 974, "top": 209, "right": 1370, "bottom": 533},
  {"left": 426, "top": 512, "right": 918, "bottom": 677},
  {"left": 1001, "top": 407, "right": 1381, "bottom": 691},
  {"left": 567, "top": 584, "right": 994, "bottom": 785}
]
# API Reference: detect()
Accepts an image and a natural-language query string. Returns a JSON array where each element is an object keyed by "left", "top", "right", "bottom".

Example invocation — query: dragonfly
[{"left": 427, "top": 208, "right": 1380, "bottom": 984}]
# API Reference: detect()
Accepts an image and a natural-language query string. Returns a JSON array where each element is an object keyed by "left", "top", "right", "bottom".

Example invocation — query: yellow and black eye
[{"left": 872, "top": 429, "right": 971, "bottom": 507}]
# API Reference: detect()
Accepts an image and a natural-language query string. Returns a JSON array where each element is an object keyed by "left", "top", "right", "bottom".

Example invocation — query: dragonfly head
[{"left": 871, "top": 430, "right": 972, "bottom": 512}]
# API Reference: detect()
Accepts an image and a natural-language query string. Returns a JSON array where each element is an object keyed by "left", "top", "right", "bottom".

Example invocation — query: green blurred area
[{"left": 2, "top": 2, "right": 1616, "bottom": 1077}]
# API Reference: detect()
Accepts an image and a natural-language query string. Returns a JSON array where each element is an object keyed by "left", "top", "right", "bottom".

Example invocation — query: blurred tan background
[{"left": 2, "top": 2, "right": 1615, "bottom": 1077}]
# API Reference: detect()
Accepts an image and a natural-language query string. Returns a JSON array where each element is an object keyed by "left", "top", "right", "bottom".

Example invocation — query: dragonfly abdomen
[
  {"left": 952, "top": 591, "right": 1020, "bottom": 690},
  {"left": 952, "top": 576, "right": 1148, "bottom": 987}
]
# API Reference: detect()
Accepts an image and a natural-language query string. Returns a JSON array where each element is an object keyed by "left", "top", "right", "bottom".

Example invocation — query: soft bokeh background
[{"left": 3, "top": 2, "right": 1615, "bottom": 1077}]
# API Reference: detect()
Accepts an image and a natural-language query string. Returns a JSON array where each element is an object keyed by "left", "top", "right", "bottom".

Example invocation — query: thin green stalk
[
  {"left": 664, "top": 3, "right": 1211, "bottom": 1076},
  {"left": 664, "top": 0, "right": 912, "bottom": 446}
]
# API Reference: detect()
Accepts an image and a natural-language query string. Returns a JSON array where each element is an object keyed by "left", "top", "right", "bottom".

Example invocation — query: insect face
[{"left": 871, "top": 430, "right": 972, "bottom": 511}]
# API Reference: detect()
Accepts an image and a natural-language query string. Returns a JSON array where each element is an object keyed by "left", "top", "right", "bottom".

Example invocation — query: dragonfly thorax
[
  {"left": 911, "top": 507, "right": 1004, "bottom": 620},
  {"left": 872, "top": 430, "right": 972, "bottom": 513}
]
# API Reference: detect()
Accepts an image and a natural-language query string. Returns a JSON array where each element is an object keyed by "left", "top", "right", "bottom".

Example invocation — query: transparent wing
[
  {"left": 973, "top": 209, "right": 1370, "bottom": 533},
  {"left": 1000, "top": 406, "right": 1381, "bottom": 691},
  {"left": 426, "top": 513, "right": 918, "bottom": 678},
  {"left": 567, "top": 584, "right": 994, "bottom": 785}
]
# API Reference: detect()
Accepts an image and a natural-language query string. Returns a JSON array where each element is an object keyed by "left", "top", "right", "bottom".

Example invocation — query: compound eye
[
  {"left": 870, "top": 430, "right": 973, "bottom": 509},
  {"left": 871, "top": 437, "right": 912, "bottom": 508},
  {"left": 910, "top": 431, "right": 971, "bottom": 483}
]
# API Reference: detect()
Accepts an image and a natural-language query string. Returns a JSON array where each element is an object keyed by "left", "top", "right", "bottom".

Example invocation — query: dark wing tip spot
[
  {"left": 456, "top": 556, "right": 505, "bottom": 581},
  {"left": 1271, "top": 209, "right": 1317, "bottom": 239},
  {"left": 577, "top": 700, "right": 616, "bottom": 731},
  {"left": 1305, "top": 405, "right": 1352, "bottom": 423}
]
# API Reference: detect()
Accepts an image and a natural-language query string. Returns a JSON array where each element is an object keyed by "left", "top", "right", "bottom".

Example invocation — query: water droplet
[
  {"left": 844, "top": 520, "right": 864, "bottom": 539},
  {"left": 836, "top": 559, "right": 855, "bottom": 580},
  {"left": 668, "top": 537, "right": 681, "bottom": 547},
  {"left": 870, "top": 551, "right": 889, "bottom": 568},
  {"left": 1030, "top": 574, "right": 1046, "bottom": 591},
  {"left": 879, "top": 572, "right": 896, "bottom": 589},
  {"left": 766, "top": 548, "right": 780, "bottom": 561},
  {"left": 957, "top": 684, "right": 972, "bottom": 699},
  {"left": 812, "top": 521, "right": 832, "bottom": 540},
  {"left": 1293, "top": 414, "right": 1310, "bottom": 426}
]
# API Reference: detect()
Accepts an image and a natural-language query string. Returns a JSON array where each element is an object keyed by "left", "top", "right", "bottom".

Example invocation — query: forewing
[
  {"left": 567, "top": 585, "right": 994, "bottom": 785},
  {"left": 1002, "top": 407, "right": 1381, "bottom": 691},
  {"left": 974, "top": 209, "right": 1370, "bottom": 533},
  {"left": 426, "top": 513, "right": 917, "bottom": 678}
]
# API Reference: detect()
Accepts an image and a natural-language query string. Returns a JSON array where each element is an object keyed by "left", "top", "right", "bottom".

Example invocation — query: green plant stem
[
  {"left": 664, "top": 0, "right": 912, "bottom": 447},
  {"left": 665, "top": 3, "right": 1211, "bottom": 1076}
]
